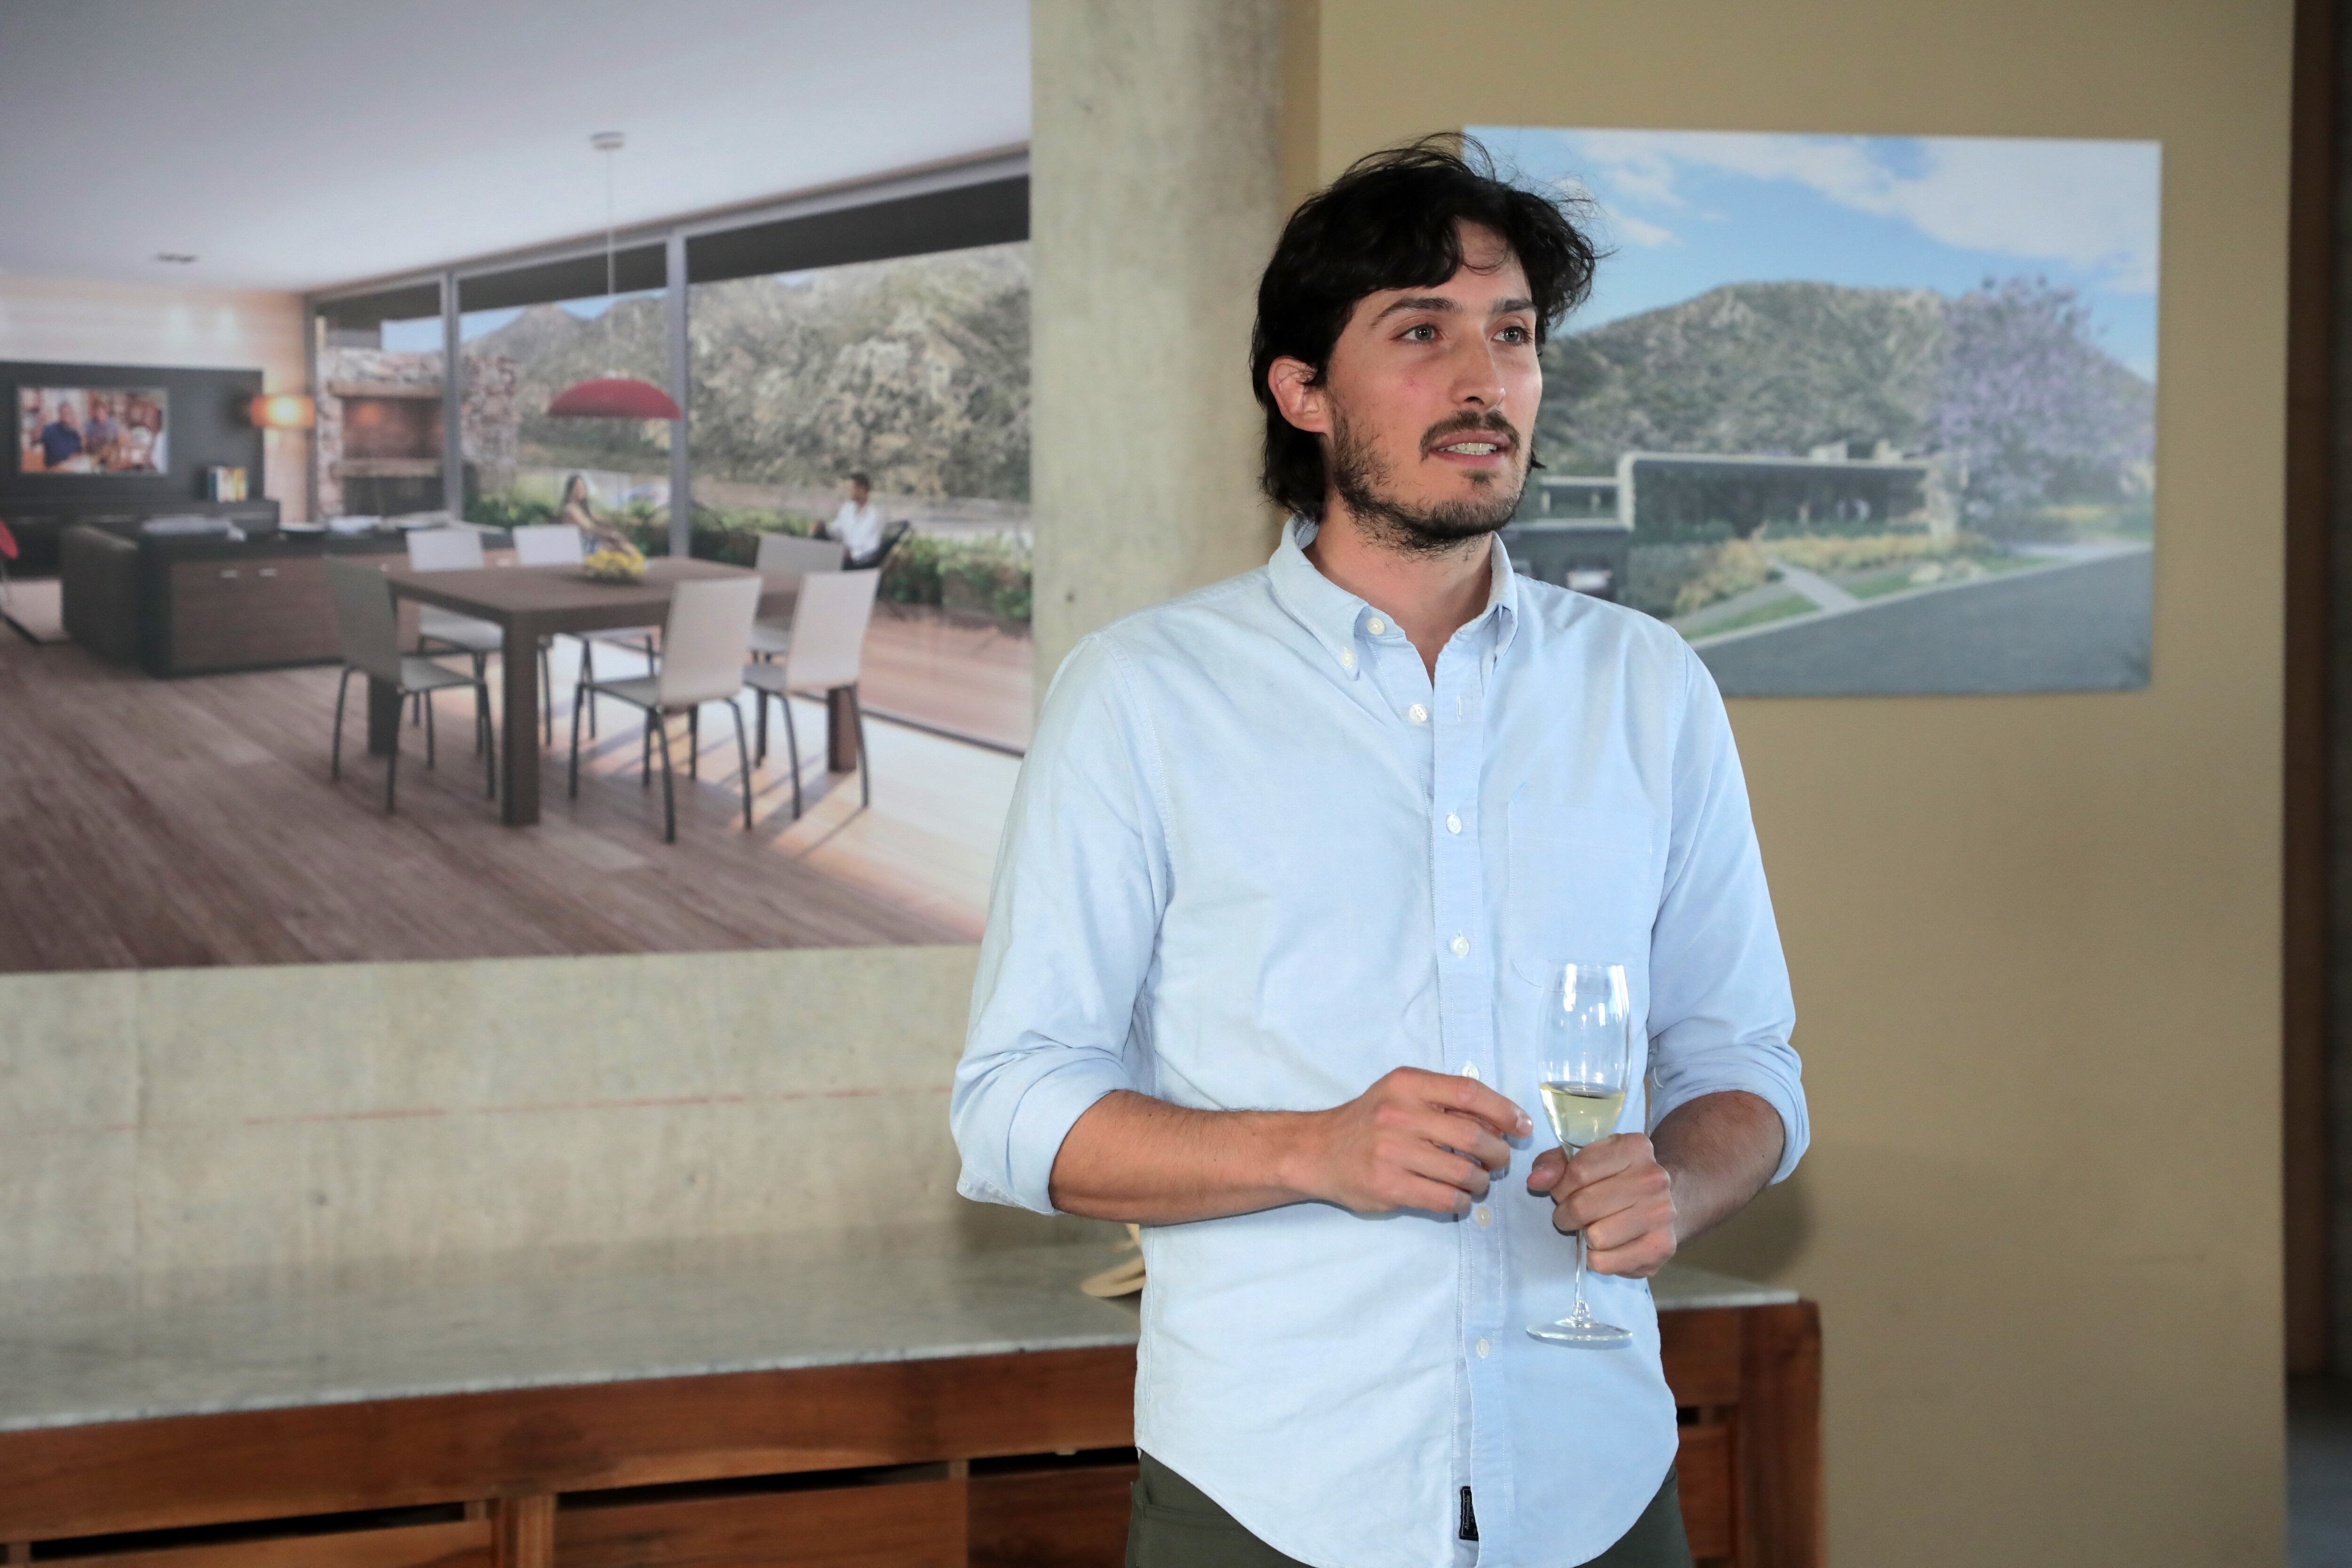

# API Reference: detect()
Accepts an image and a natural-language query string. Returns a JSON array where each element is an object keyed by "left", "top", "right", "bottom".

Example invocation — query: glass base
[{"left": 1527, "top": 1312, "right": 1634, "bottom": 1348}]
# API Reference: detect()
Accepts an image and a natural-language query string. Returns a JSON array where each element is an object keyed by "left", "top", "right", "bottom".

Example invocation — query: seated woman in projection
[{"left": 557, "top": 473, "right": 634, "bottom": 553}]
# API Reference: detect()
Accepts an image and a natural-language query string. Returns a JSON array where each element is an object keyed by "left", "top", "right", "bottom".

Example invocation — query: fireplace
[
  {"left": 327, "top": 379, "right": 443, "bottom": 515},
  {"left": 311, "top": 349, "right": 514, "bottom": 519}
]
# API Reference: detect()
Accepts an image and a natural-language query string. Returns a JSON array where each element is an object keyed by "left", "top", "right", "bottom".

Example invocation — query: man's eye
[
  {"left": 1402, "top": 324, "right": 1438, "bottom": 341},
  {"left": 1496, "top": 325, "right": 1533, "bottom": 344}
]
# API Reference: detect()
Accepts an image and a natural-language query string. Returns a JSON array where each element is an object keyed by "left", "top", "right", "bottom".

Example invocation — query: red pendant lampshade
[{"left": 546, "top": 377, "right": 682, "bottom": 420}]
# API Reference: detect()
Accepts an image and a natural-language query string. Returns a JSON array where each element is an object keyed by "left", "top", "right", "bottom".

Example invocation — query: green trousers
[{"left": 1126, "top": 1451, "right": 1692, "bottom": 1568}]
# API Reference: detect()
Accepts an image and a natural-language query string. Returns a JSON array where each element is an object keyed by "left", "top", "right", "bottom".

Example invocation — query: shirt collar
[{"left": 1267, "top": 515, "right": 1521, "bottom": 674}]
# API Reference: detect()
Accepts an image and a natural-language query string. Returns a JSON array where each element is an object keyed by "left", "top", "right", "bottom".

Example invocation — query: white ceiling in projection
[{"left": 0, "top": 0, "right": 1030, "bottom": 293}]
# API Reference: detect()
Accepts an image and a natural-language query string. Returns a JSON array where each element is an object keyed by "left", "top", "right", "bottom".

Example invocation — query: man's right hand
[{"left": 1289, "top": 1067, "right": 1531, "bottom": 1215}]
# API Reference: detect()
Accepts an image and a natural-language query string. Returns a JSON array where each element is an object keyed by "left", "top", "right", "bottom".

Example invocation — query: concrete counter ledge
[{"left": 0, "top": 1241, "right": 1794, "bottom": 1434}]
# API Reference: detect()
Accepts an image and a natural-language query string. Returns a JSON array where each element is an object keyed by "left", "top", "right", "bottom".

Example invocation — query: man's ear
[{"left": 1267, "top": 357, "right": 1331, "bottom": 436}]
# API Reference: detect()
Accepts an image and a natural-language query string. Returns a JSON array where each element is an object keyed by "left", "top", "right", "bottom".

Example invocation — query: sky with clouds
[{"left": 1470, "top": 127, "right": 2161, "bottom": 380}]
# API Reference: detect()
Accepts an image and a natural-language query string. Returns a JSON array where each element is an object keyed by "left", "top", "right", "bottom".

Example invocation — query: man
[
  {"left": 824, "top": 471, "right": 883, "bottom": 561},
  {"left": 952, "top": 137, "right": 1805, "bottom": 1568},
  {"left": 39, "top": 398, "right": 83, "bottom": 468},
  {"left": 81, "top": 396, "right": 119, "bottom": 467}
]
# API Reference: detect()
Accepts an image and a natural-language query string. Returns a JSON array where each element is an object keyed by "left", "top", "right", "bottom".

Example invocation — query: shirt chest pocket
[{"left": 1503, "top": 794, "right": 1661, "bottom": 974}]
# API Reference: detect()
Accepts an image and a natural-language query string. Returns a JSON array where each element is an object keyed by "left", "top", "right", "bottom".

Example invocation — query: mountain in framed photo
[{"left": 1475, "top": 126, "right": 2160, "bottom": 697}]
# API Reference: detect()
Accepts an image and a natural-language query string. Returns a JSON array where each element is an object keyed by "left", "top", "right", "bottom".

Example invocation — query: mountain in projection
[
  {"left": 467, "top": 244, "right": 1030, "bottom": 502},
  {"left": 1536, "top": 279, "right": 2154, "bottom": 510}
]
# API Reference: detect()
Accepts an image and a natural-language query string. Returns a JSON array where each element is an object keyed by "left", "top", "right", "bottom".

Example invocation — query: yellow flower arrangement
[{"left": 581, "top": 543, "right": 647, "bottom": 584}]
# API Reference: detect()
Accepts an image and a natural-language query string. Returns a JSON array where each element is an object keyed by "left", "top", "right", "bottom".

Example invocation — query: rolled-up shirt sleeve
[
  {"left": 952, "top": 633, "right": 1170, "bottom": 1213},
  {"left": 1646, "top": 649, "right": 1809, "bottom": 1184}
]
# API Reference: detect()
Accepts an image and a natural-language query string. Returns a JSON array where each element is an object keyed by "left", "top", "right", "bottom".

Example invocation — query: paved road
[{"left": 1696, "top": 548, "right": 2152, "bottom": 697}]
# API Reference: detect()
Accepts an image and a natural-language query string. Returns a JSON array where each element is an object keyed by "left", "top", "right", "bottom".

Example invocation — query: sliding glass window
[
  {"left": 457, "top": 247, "right": 669, "bottom": 535},
  {"left": 687, "top": 239, "right": 1032, "bottom": 749},
  {"left": 307, "top": 162, "right": 1032, "bottom": 746}
]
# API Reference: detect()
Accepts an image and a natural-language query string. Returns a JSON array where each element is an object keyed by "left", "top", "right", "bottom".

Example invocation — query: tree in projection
[{"left": 1935, "top": 276, "right": 2153, "bottom": 518}]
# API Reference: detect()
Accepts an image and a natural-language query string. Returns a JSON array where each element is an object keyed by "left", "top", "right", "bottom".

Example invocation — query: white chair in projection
[
  {"left": 740, "top": 568, "right": 880, "bottom": 821},
  {"left": 567, "top": 574, "right": 762, "bottom": 844}
]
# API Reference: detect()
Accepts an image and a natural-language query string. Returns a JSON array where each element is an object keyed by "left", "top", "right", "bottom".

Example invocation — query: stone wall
[
  {"left": 463, "top": 354, "right": 519, "bottom": 499},
  {"left": 313, "top": 347, "right": 519, "bottom": 517}
]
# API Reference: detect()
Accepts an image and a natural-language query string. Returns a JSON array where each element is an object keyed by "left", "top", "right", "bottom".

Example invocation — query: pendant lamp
[{"left": 546, "top": 131, "right": 681, "bottom": 422}]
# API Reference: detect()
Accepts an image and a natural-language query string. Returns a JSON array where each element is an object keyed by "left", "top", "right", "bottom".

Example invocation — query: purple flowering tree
[{"left": 1936, "top": 277, "right": 2153, "bottom": 517}]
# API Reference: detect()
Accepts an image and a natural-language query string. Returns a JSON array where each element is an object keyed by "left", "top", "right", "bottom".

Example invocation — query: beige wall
[
  {"left": 1029, "top": 0, "right": 1290, "bottom": 694},
  {"left": 1298, "top": 1, "right": 2290, "bottom": 1563},
  {"left": 0, "top": 274, "right": 313, "bottom": 521}
]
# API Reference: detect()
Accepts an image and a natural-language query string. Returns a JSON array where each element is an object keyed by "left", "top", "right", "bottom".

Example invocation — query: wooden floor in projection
[
  {"left": 861, "top": 603, "right": 1034, "bottom": 754},
  {"left": 0, "top": 626, "right": 1025, "bottom": 973}
]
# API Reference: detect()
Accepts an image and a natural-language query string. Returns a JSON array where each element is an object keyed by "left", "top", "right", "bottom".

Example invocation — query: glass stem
[{"left": 1567, "top": 1140, "right": 1591, "bottom": 1322}]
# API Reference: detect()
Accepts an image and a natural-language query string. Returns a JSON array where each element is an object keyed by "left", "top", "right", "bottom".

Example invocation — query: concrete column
[{"left": 1029, "top": 0, "right": 1290, "bottom": 702}]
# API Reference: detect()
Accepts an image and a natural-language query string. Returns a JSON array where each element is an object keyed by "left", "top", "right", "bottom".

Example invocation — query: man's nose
[{"left": 1449, "top": 338, "right": 1507, "bottom": 410}]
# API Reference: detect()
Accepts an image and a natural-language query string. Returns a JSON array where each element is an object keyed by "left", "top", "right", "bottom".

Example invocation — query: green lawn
[
  {"left": 1845, "top": 570, "right": 1918, "bottom": 601},
  {"left": 1844, "top": 552, "right": 2055, "bottom": 601},
  {"left": 1687, "top": 592, "right": 1817, "bottom": 638}
]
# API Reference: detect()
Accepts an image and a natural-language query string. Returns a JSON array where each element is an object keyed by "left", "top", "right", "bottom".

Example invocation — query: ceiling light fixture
[
  {"left": 153, "top": 253, "right": 198, "bottom": 264},
  {"left": 546, "top": 130, "right": 682, "bottom": 422}
]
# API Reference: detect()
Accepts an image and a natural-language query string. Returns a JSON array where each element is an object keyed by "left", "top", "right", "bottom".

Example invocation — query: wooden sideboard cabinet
[
  {"left": 167, "top": 554, "right": 339, "bottom": 673},
  {"left": 56, "top": 523, "right": 409, "bottom": 677},
  {"left": 0, "top": 1251, "right": 1820, "bottom": 1568}
]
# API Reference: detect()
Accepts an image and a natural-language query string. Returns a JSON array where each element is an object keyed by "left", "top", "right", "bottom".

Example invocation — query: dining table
[{"left": 373, "top": 556, "right": 817, "bottom": 827}]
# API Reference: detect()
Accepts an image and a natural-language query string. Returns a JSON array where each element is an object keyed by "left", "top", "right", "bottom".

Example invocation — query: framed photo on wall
[
  {"left": 16, "top": 384, "right": 169, "bottom": 474},
  {"left": 1475, "top": 126, "right": 2161, "bottom": 697}
]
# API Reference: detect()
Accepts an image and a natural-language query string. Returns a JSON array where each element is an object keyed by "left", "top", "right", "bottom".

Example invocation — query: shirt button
[
  {"left": 1450, "top": 935, "right": 1470, "bottom": 958},
  {"left": 1475, "top": 1338, "right": 1491, "bottom": 1359},
  {"left": 1460, "top": 1061, "right": 1481, "bottom": 1081},
  {"left": 1446, "top": 812, "right": 1462, "bottom": 834},
  {"left": 1408, "top": 704, "right": 1429, "bottom": 723},
  {"left": 1475, "top": 1207, "right": 1492, "bottom": 1227},
  {"left": 1339, "top": 647, "right": 1355, "bottom": 669},
  {"left": 1367, "top": 616, "right": 1386, "bottom": 635}
]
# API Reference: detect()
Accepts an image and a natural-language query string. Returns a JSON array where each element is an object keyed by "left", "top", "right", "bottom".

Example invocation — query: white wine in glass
[
  {"left": 1528, "top": 959, "right": 1636, "bottom": 1349},
  {"left": 1539, "top": 1080, "right": 1628, "bottom": 1151}
]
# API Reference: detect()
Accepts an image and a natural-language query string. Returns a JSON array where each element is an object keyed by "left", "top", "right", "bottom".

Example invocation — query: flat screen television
[{"left": 16, "top": 385, "right": 168, "bottom": 475}]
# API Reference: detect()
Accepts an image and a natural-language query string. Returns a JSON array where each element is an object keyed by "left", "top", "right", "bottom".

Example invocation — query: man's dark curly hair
[{"left": 1250, "top": 133, "right": 1601, "bottom": 520}]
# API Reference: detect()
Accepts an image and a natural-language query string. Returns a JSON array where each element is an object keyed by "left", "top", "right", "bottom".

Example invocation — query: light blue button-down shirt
[{"left": 953, "top": 519, "right": 1805, "bottom": 1568}]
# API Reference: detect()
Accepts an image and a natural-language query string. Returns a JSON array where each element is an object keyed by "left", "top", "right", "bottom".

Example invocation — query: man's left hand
[{"left": 1526, "top": 1133, "right": 1677, "bottom": 1279}]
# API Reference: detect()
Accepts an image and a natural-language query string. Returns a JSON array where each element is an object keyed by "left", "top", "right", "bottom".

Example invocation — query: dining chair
[
  {"left": 568, "top": 574, "right": 763, "bottom": 844},
  {"left": 748, "top": 532, "right": 845, "bottom": 658},
  {"left": 740, "top": 568, "right": 880, "bottom": 820},
  {"left": 509, "top": 523, "right": 585, "bottom": 569},
  {"left": 508, "top": 524, "right": 590, "bottom": 743},
  {"left": 519, "top": 523, "right": 659, "bottom": 738},
  {"left": 405, "top": 526, "right": 504, "bottom": 654},
  {"left": 326, "top": 559, "right": 496, "bottom": 814},
  {"left": 404, "top": 527, "right": 501, "bottom": 748}
]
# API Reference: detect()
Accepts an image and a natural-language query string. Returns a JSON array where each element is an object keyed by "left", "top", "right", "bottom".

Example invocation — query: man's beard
[{"left": 1328, "top": 406, "right": 1526, "bottom": 557}]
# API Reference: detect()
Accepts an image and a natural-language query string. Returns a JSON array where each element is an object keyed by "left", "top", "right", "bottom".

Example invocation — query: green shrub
[
  {"left": 1758, "top": 531, "right": 1990, "bottom": 574},
  {"left": 884, "top": 532, "right": 1032, "bottom": 626},
  {"left": 1625, "top": 540, "right": 1772, "bottom": 620},
  {"left": 606, "top": 504, "right": 810, "bottom": 564},
  {"left": 464, "top": 491, "right": 559, "bottom": 530}
]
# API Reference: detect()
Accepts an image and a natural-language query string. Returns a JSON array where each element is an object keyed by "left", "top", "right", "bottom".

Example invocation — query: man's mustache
[{"left": 1420, "top": 412, "right": 1521, "bottom": 456}]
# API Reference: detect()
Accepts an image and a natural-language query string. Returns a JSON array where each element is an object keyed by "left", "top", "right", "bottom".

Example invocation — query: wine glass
[{"left": 1527, "top": 959, "right": 1636, "bottom": 1349}]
